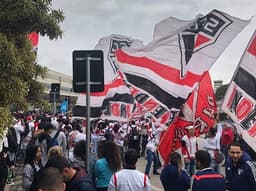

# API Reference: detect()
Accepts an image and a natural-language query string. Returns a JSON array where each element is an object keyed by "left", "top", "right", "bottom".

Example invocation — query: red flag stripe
[
  {"left": 116, "top": 50, "right": 203, "bottom": 87},
  {"left": 80, "top": 78, "right": 126, "bottom": 97}
]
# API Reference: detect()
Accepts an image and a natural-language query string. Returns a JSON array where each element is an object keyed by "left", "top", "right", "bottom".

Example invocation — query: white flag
[
  {"left": 117, "top": 9, "right": 249, "bottom": 110},
  {"left": 222, "top": 30, "right": 256, "bottom": 152}
]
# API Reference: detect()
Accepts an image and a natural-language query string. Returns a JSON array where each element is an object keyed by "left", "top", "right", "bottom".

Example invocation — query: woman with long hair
[
  {"left": 22, "top": 145, "right": 42, "bottom": 191},
  {"left": 73, "top": 140, "right": 97, "bottom": 180},
  {"left": 160, "top": 152, "right": 190, "bottom": 191},
  {"left": 94, "top": 140, "right": 122, "bottom": 191}
]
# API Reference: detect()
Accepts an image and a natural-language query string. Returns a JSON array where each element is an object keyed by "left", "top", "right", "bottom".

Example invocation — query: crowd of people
[{"left": 0, "top": 110, "right": 256, "bottom": 191}]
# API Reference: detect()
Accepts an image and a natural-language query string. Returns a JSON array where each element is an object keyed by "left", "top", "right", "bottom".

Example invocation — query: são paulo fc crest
[{"left": 179, "top": 10, "right": 233, "bottom": 77}]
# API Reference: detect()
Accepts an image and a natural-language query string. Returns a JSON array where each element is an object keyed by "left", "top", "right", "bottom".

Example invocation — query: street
[
  {"left": 5, "top": 148, "right": 225, "bottom": 191},
  {"left": 5, "top": 156, "right": 164, "bottom": 191}
]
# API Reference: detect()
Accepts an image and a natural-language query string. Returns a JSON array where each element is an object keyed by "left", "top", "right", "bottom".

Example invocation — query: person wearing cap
[{"left": 181, "top": 125, "right": 198, "bottom": 176}]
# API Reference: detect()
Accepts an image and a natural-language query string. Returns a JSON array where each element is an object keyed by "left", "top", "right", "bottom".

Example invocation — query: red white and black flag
[
  {"left": 73, "top": 35, "right": 143, "bottom": 121},
  {"left": 159, "top": 72, "right": 217, "bottom": 164},
  {"left": 117, "top": 9, "right": 249, "bottom": 111},
  {"left": 222, "top": 30, "right": 256, "bottom": 152}
]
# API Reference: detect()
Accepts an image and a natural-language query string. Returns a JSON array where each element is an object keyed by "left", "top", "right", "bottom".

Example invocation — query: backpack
[
  {"left": 45, "top": 130, "right": 60, "bottom": 151},
  {"left": 221, "top": 126, "right": 234, "bottom": 146},
  {"left": 51, "top": 130, "right": 61, "bottom": 147},
  {"left": 104, "top": 128, "right": 113, "bottom": 141},
  {"left": 129, "top": 127, "right": 140, "bottom": 141}
]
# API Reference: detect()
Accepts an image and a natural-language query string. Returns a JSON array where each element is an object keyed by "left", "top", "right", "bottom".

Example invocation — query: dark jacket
[
  {"left": 225, "top": 152, "right": 256, "bottom": 191},
  {"left": 0, "top": 150, "right": 11, "bottom": 179},
  {"left": 66, "top": 167, "right": 95, "bottom": 191},
  {"left": 160, "top": 164, "right": 190, "bottom": 191},
  {"left": 192, "top": 168, "right": 225, "bottom": 191}
]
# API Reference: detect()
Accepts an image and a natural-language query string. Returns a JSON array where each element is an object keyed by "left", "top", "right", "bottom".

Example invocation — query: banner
[
  {"left": 159, "top": 72, "right": 217, "bottom": 164},
  {"left": 153, "top": 16, "right": 200, "bottom": 40},
  {"left": 117, "top": 9, "right": 249, "bottom": 112},
  {"left": 222, "top": 31, "right": 256, "bottom": 152},
  {"left": 73, "top": 35, "right": 143, "bottom": 121},
  {"left": 73, "top": 73, "right": 134, "bottom": 120}
]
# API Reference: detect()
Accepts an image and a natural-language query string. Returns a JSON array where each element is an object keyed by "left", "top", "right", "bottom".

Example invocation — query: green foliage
[
  {"left": 0, "top": 107, "right": 12, "bottom": 138},
  {"left": 0, "top": 0, "right": 64, "bottom": 39},
  {"left": 0, "top": 0, "right": 64, "bottom": 136}
]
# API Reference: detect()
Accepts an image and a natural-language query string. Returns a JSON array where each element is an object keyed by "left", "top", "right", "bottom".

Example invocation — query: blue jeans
[
  {"left": 145, "top": 150, "right": 158, "bottom": 175},
  {"left": 185, "top": 158, "right": 195, "bottom": 176}
]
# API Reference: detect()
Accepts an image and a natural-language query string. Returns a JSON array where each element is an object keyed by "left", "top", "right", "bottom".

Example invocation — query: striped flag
[
  {"left": 159, "top": 72, "right": 217, "bottom": 164},
  {"left": 222, "top": 30, "right": 256, "bottom": 152},
  {"left": 73, "top": 35, "right": 143, "bottom": 121},
  {"left": 117, "top": 9, "right": 249, "bottom": 112}
]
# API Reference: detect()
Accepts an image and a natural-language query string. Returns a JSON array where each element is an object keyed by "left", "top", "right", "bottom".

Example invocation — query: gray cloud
[{"left": 38, "top": 0, "right": 256, "bottom": 83}]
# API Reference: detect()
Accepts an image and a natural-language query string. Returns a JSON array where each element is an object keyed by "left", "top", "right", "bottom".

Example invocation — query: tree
[{"left": 0, "top": 0, "right": 64, "bottom": 136}]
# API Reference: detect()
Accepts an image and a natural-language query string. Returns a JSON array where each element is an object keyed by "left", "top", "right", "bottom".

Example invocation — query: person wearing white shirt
[
  {"left": 13, "top": 119, "right": 24, "bottom": 146},
  {"left": 108, "top": 148, "right": 151, "bottom": 191},
  {"left": 202, "top": 124, "right": 222, "bottom": 173},
  {"left": 181, "top": 125, "right": 198, "bottom": 176},
  {"left": 68, "top": 123, "right": 86, "bottom": 161}
]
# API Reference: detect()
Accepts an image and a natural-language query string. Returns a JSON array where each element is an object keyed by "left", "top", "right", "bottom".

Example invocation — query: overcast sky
[{"left": 37, "top": 0, "right": 256, "bottom": 84}]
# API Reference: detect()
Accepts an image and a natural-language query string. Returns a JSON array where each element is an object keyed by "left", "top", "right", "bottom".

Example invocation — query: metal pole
[
  {"left": 86, "top": 56, "right": 91, "bottom": 172},
  {"left": 53, "top": 92, "right": 56, "bottom": 114}
]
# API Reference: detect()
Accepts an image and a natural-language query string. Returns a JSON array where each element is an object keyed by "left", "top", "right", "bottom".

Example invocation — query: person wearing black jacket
[
  {"left": 45, "top": 155, "right": 96, "bottom": 191},
  {"left": 0, "top": 147, "right": 14, "bottom": 190},
  {"left": 192, "top": 150, "right": 225, "bottom": 191},
  {"left": 225, "top": 142, "right": 256, "bottom": 191}
]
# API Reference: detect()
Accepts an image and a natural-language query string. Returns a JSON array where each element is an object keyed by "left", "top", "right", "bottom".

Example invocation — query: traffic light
[
  {"left": 51, "top": 83, "right": 60, "bottom": 93},
  {"left": 50, "top": 83, "right": 60, "bottom": 102}
]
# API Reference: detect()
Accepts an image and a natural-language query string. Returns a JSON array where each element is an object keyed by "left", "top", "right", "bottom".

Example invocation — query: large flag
[
  {"left": 153, "top": 16, "right": 200, "bottom": 40},
  {"left": 73, "top": 35, "right": 143, "bottom": 121},
  {"left": 159, "top": 72, "right": 217, "bottom": 164},
  {"left": 73, "top": 73, "right": 134, "bottom": 120},
  {"left": 116, "top": 10, "right": 249, "bottom": 113},
  {"left": 129, "top": 84, "right": 180, "bottom": 126},
  {"left": 222, "top": 30, "right": 256, "bottom": 152}
]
